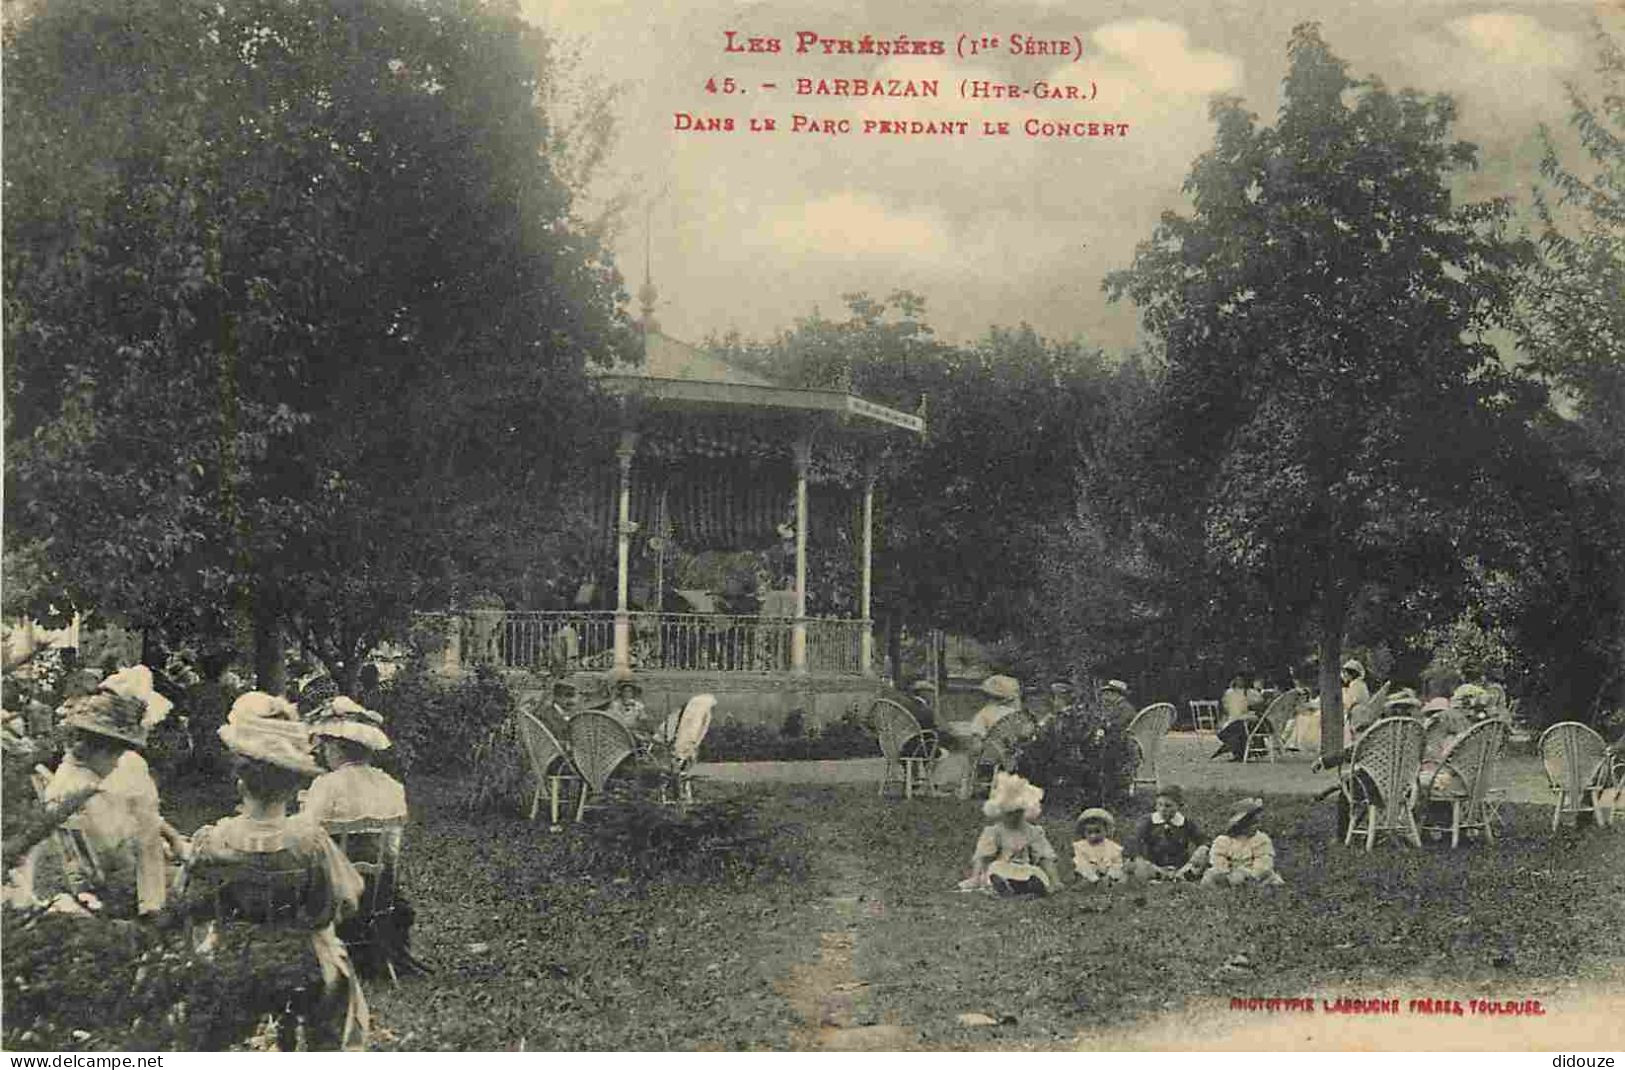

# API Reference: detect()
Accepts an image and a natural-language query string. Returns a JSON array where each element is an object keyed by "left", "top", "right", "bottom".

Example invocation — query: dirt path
[{"left": 774, "top": 825, "right": 920, "bottom": 1050}]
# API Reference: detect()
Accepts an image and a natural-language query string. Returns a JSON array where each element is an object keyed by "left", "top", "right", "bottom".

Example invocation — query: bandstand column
[
  {"left": 859, "top": 471, "right": 875, "bottom": 675},
  {"left": 613, "top": 430, "right": 638, "bottom": 674},
  {"left": 791, "top": 436, "right": 811, "bottom": 674}
]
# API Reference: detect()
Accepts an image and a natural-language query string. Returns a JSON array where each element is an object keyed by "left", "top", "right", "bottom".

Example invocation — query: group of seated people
[
  {"left": 12, "top": 667, "right": 413, "bottom": 1050},
  {"left": 957, "top": 773, "right": 1284, "bottom": 896}
]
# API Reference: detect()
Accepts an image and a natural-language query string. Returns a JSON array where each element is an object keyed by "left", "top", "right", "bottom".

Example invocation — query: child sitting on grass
[
  {"left": 1201, "top": 797, "right": 1286, "bottom": 887},
  {"left": 1126, "top": 785, "right": 1208, "bottom": 882},
  {"left": 1071, "top": 807, "right": 1125, "bottom": 885},
  {"left": 957, "top": 771, "right": 1059, "bottom": 896}
]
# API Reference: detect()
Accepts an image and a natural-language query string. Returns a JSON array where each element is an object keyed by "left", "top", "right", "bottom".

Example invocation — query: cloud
[
  {"left": 1442, "top": 12, "right": 1582, "bottom": 69},
  {"left": 757, "top": 192, "right": 949, "bottom": 258},
  {"left": 1091, "top": 18, "right": 1243, "bottom": 97}
]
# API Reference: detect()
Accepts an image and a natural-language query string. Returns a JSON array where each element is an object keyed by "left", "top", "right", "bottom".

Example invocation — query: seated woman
[
  {"left": 958, "top": 772, "right": 1059, "bottom": 896},
  {"left": 1212, "top": 675, "right": 1257, "bottom": 762},
  {"left": 173, "top": 694, "right": 368, "bottom": 1051},
  {"left": 40, "top": 666, "right": 184, "bottom": 917},
  {"left": 1415, "top": 685, "right": 1489, "bottom": 832},
  {"left": 302, "top": 697, "right": 418, "bottom": 979}
]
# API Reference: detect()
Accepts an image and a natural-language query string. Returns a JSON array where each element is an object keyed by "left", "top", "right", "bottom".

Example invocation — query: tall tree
[
  {"left": 1518, "top": 23, "right": 1625, "bottom": 717},
  {"left": 1105, "top": 25, "right": 1536, "bottom": 749},
  {"left": 4, "top": 0, "right": 634, "bottom": 689}
]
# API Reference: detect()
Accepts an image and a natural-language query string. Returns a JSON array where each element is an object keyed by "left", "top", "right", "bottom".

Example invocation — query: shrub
[
  {"left": 1011, "top": 708, "right": 1135, "bottom": 816},
  {"left": 575, "top": 798, "right": 807, "bottom": 885},
  {"left": 701, "top": 708, "right": 876, "bottom": 762},
  {"left": 2, "top": 912, "right": 319, "bottom": 1051},
  {"left": 374, "top": 662, "right": 517, "bottom": 775}
]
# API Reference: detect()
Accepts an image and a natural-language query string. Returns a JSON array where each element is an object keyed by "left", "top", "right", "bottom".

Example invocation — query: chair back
[
  {"left": 1125, "top": 702, "right": 1174, "bottom": 776},
  {"left": 672, "top": 694, "right": 715, "bottom": 763},
  {"left": 1431, "top": 718, "right": 1508, "bottom": 810},
  {"left": 566, "top": 711, "right": 637, "bottom": 793},
  {"left": 1348, "top": 716, "right": 1424, "bottom": 820},
  {"left": 1188, "top": 699, "right": 1220, "bottom": 729},
  {"left": 189, "top": 854, "right": 324, "bottom": 929},
  {"left": 323, "top": 817, "right": 404, "bottom": 916},
  {"left": 981, "top": 708, "right": 1037, "bottom": 754},
  {"left": 1538, "top": 722, "right": 1608, "bottom": 800},
  {"left": 1259, "top": 689, "right": 1301, "bottom": 734},
  {"left": 30, "top": 764, "right": 104, "bottom": 893},
  {"left": 516, "top": 709, "right": 567, "bottom": 781},
  {"left": 871, "top": 698, "right": 927, "bottom": 762}
]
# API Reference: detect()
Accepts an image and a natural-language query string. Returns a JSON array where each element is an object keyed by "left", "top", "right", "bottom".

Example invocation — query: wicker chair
[
  {"left": 1416, "top": 718, "right": 1508, "bottom": 847},
  {"left": 1188, "top": 699, "right": 1219, "bottom": 733},
  {"left": 1339, "top": 715, "right": 1424, "bottom": 850},
  {"left": 1125, "top": 702, "right": 1175, "bottom": 795},
  {"left": 652, "top": 694, "right": 714, "bottom": 806},
  {"left": 967, "top": 710, "right": 1039, "bottom": 798},
  {"left": 566, "top": 711, "right": 638, "bottom": 820},
  {"left": 1538, "top": 722, "right": 1611, "bottom": 832},
  {"left": 1241, "top": 691, "right": 1299, "bottom": 763},
  {"left": 871, "top": 698, "right": 940, "bottom": 800},
  {"left": 515, "top": 709, "right": 582, "bottom": 826}
]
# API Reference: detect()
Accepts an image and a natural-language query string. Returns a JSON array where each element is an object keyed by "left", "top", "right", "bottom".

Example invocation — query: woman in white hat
[
  {"left": 1340, "top": 660, "right": 1370, "bottom": 714},
  {"left": 303, "top": 697, "right": 407, "bottom": 826},
  {"left": 40, "top": 665, "right": 184, "bottom": 916},
  {"left": 302, "top": 696, "right": 414, "bottom": 980},
  {"left": 175, "top": 693, "right": 368, "bottom": 1050},
  {"left": 958, "top": 771, "right": 1059, "bottom": 896},
  {"left": 969, "top": 675, "right": 1022, "bottom": 735}
]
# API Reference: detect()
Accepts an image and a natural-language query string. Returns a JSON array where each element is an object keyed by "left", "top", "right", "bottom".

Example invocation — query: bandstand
[{"left": 439, "top": 330, "right": 925, "bottom": 725}]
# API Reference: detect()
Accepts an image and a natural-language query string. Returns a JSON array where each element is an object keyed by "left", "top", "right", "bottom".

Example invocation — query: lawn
[{"left": 353, "top": 776, "right": 1624, "bottom": 1050}]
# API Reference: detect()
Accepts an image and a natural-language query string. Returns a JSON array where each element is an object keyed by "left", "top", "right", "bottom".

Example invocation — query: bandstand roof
[{"left": 594, "top": 331, "right": 925, "bottom": 435}]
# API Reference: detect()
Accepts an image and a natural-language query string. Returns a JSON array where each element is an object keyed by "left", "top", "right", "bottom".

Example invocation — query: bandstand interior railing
[{"left": 431, "top": 610, "right": 868, "bottom": 676}]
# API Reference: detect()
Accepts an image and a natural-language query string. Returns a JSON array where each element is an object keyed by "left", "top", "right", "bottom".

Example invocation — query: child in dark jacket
[{"left": 1126, "top": 784, "right": 1207, "bottom": 881}]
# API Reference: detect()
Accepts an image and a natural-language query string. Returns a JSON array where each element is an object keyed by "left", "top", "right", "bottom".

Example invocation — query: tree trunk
[
  {"left": 1318, "top": 588, "right": 1347, "bottom": 758},
  {"left": 252, "top": 600, "right": 286, "bottom": 696}
]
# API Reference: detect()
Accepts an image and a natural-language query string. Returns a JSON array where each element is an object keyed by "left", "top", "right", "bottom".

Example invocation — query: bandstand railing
[{"left": 427, "top": 610, "right": 869, "bottom": 676}]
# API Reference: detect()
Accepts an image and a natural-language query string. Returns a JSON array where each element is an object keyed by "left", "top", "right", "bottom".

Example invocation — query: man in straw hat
[
  {"left": 1101, "top": 678, "right": 1137, "bottom": 729},
  {"left": 959, "top": 771, "right": 1059, "bottom": 896},
  {"left": 176, "top": 692, "right": 369, "bottom": 1050},
  {"left": 41, "top": 665, "right": 185, "bottom": 916},
  {"left": 1201, "top": 797, "right": 1286, "bottom": 887}
]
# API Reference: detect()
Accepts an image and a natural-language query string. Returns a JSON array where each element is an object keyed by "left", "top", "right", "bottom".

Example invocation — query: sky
[{"left": 521, "top": 0, "right": 1618, "bottom": 356}]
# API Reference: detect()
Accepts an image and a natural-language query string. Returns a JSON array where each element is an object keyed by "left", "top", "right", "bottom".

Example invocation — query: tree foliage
[
  {"left": 1105, "top": 24, "right": 1538, "bottom": 744},
  {"left": 4, "top": 0, "right": 634, "bottom": 688}
]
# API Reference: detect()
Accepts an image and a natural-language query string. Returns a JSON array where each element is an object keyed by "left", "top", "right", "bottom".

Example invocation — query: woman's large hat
[
  {"left": 605, "top": 667, "right": 642, "bottom": 694},
  {"left": 1451, "top": 684, "right": 1490, "bottom": 711},
  {"left": 59, "top": 692, "right": 148, "bottom": 747},
  {"left": 978, "top": 675, "right": 1021, "bottom": 702},
  {"left": 58, "top": 665, "right": 173, "bottom": 747},
  {"left": 1385, "top": 687, "right": 1421, "bottom": 710},
  {"left": 100, "top": 666, "right": 174, "bottom": 729},
  {"left": 1341, "top": 659, "right": 1364, "bottom": 677},
  {"left": 309, "top": 695, "right": 392, "bottom": 752},
  {"left": 219, "top": 691, "right": 322, "bottom": 776},
  {"left": 982, "top": 771, "right": 1043, "bottom": 820},
  {"left": 1224, "top": 796, "right": 1266, "bottom": 834},
  {"left": 1102, "top": 679, "right": 1130, "bottom": 695}
]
